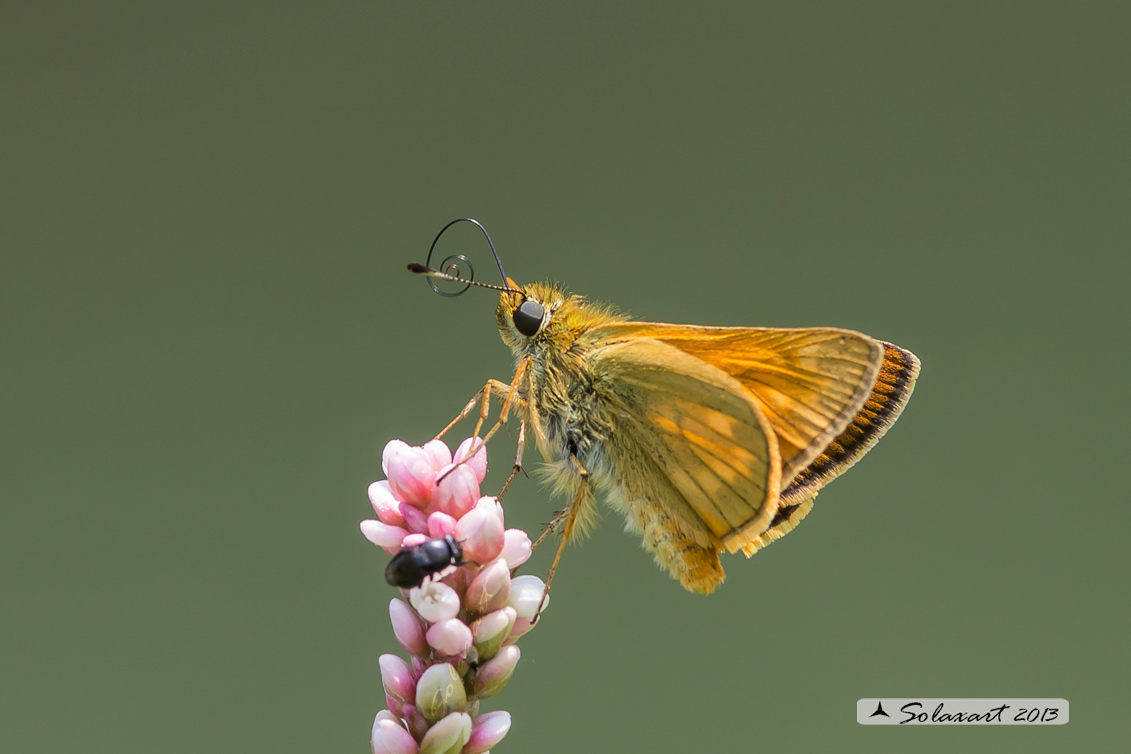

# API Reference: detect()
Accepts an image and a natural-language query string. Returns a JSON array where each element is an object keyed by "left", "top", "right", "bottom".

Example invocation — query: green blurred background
[{"left": 3, "top": 2, "right": 1127, "bottom": 752}]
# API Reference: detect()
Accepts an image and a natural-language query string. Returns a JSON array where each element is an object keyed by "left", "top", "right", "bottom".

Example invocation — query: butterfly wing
[
  {"left": 780, "top": 341, "right": 920, "bottom": 503},
  {"left": 587, "top": 337, "right": 783, "bottom": 562},
  {"left": 599, "top": 323, "right": 886, "bottom": 481}
]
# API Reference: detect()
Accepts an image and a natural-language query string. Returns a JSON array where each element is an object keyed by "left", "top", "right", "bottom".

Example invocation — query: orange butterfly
[{"left": 411, "top": 220, "right": 919, "bottom": 598}]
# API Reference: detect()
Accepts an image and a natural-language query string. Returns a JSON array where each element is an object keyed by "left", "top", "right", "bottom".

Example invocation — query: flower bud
[
  {"left": 453, "top": 438, "right": 488, "bottom": 483},
  {"left": 464, "top": 559, "right": 511, "bottom": 615},
  {"left": 368, "top": 481, "right": 404, "bottom": 526},
  {"left": 470, "top": 644, "right": 520, "bottom": 700},
  {"left": 454, "top": 508, "right": 504, "bottom": 564},
  {"left": 401, "top": 532, "right": 428, "bottom": 548},
  {"left": 389, "top": 599, "right": 427, "bottom": 656},
  {"left": 426, "top": 512, "right": 457, "bottom": 540},
  {"left": 409, "top": 581, "right": 461, "bottom": 623},
  {"left": 432, "top": 464, "right": 479, "bottom": 520},
  {"left": 471, "top": 607, "right": 516, "bottom": 661},
  {"left": 402, "top": 703, "right": 429, "bottom": 742},
  {"left": 499, "top": 529, "right": 532, "bottom": 568},
  {"left": 378, "top": 654, "right": 416, "bottom": 704},
  {"left": 398, "top": 503, "right": 429, "bottom": 534},
  {"left": 381, "top": 439, "right": 411, "bottom": 476},
  {"left": 426, "top": 618, "right": 473, "bottom": 657},
  {"left": 415, "top": 663, "right": 468, "bottom": 722},
  {"left": 418, "top": 711, "right": 471, "bottom": 754},
  {"left": 388, "top": 445, "right": 437, "bottom": 505},
  {"left": 361, "top": 520, "right": 410, "bottom": 549},
  {"left": 465, "top": 710, "right": 512, "bottom": 754},
  {"left": 371, "top": 715, "right": 419, "bottom": 754},
  {"left": 474, "top": 495, "right": 505, "bottom": 525},
  {"left": 506, "top": 616, "right": 537, "bottom": 642},
  {"left": 507, "top": 574, "right": 548, "bottom": 618},
  {"left": 421, "top": 439, "right": 452, "bottom": 472}
]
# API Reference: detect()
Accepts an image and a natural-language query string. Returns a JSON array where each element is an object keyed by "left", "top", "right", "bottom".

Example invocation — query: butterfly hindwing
[{"left": 588, "top": 337, "right": 782, "bottom": 556}]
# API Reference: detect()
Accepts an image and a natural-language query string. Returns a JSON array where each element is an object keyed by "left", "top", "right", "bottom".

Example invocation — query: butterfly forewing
[{"left": 599, "top": 324, "right": 884, "bottom": 482}]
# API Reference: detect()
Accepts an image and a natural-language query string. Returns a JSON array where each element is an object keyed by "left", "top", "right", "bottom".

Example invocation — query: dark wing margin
[{"left": 781, "top": 342, "right": 920, "bottom": 505}]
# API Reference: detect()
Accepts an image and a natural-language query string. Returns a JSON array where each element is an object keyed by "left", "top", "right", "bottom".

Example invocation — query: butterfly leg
[
  {"left": 533, "top": 454, "right": 589, "bottom": 621},
  {"left": 496, "top": 418, "right": 527, "bottom": 501},
  {"left": 435, "top": 358, "right": 531, "bottom": 483}
]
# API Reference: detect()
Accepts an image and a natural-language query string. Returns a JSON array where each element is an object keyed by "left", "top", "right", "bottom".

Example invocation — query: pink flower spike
[
  {"left": 378, "top": 654, "right": 416, "bottom": 704},
  {"left": 371, "top": 716, "right": 419, "bottom": 754},
  {"left": 388, "top": 445, "right": 438, "bottom": 506},
  {"left": 425, "top": 618, "right": 473, "bottom": 657},
  {"left": 401, "top": 532, "right": 428, "bottom": 548},
  {"left": 361, "top": 520, "right": 410, "bottom": 549},
  {"left": 464, "top": 558, "right": 511, "bottom": 614},
  {"left": 421, "top": 439, "right": 453, "bottom": 471},
  {"left": 454, "top": 508, "right": 505, "bottom": 564},
  {"left": 465, "top": 710, "right": 512, "bottom": 754},
  {"left": 368, "top": 481, "right": 404, "bottom": 526},
  {"left": 499, "top": 529, "right": 532, "bottom": 568},
  {"left": 389, "top": 599, "right": 427, "bottom": 657},
  {"left": 426, "top": 512, "right": 457, "bottom": 539},
  {"left": 432, "top": 464, "right": 479, "bottom": 520},
  {"left": 453, "top": 438, "right": 488, "bottom": 483},
  {"left": 398, "top": 503, "right": 429, "bottom": 534},
  {"left": 409, "top": 581, "right": 461, "bottom": 623}
]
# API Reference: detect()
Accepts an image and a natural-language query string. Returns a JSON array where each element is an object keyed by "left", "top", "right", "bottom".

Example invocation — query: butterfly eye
[{"left": 513, "top": 299, "right": 545, "bottom": 337}]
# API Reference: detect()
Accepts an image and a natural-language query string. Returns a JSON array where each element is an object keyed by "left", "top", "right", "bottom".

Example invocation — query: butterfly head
[{"left": 496, "top": 280, "right": 568, "bottom": 351}]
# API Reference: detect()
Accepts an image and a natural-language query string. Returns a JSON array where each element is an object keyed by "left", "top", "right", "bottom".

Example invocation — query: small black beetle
[{"left": 384, "top": 535, "right": 464, "bottom": 589}]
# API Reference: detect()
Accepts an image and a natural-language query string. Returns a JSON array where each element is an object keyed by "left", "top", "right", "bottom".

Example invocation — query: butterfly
[{"left": 411, "top": 219, "right": 919, "bottom": 596}]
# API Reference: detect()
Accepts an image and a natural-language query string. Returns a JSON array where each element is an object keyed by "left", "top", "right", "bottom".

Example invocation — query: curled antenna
[{"left": 408, "top": 218, "right": 514, "bottom": 297}]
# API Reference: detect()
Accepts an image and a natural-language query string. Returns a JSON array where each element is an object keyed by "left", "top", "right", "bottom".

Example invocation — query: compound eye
[{"left": 512, "top": 299, "right": 545, "bottom": 337}]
